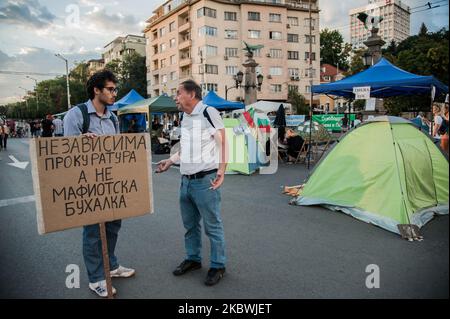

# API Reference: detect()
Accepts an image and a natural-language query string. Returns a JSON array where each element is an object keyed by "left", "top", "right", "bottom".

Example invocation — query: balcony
[
  {"left": 178, "top": 21, "right": 190, "bottom": 33},
  {"left": 179, "top": 39, "right": 192, "bottom": 50},
  {"left": 179, "top": 58, "right": 192, "bottom": 67}
]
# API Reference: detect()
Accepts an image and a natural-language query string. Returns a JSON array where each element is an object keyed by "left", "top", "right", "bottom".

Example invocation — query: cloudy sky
[{"left": 0, "top": 0, "right": 448, "bottom": 104}]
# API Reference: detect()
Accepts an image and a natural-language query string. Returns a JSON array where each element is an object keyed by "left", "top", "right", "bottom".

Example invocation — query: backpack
[
  {"left": 179, "top": 106, "right": 216, "bottom": 129},
  {"left": 77, "top": 103, "right": 118, "bottom": 134},
  {"left": 438, "top": 116, "right": 448, "bottom": 135}
]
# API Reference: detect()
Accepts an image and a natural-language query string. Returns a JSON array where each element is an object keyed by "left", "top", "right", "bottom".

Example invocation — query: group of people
[
  {"left": 29, "top": 115, "right": 64, "bottom": 138},
  {"left": 60, "top": 70, "right": 227, "bottom": 297}
]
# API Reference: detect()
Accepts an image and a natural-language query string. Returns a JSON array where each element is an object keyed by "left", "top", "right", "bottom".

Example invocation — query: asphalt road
[{"left": 0, "top": 137, "right": 448, "bottom": 299}]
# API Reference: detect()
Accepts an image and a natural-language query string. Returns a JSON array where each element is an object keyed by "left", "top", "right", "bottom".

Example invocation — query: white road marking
[
  {"left": 0, "top": 195, "right": 35, "bottom": 208},
  {"left": 7, "top": 155, "right": 29, "bottom": 169}
]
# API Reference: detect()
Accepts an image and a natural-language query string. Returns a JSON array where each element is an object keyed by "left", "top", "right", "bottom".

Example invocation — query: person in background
[
  {"left": 0, "top": 121, "right": 10, "bottom": 150},
  {"left": 41, "top": 114, "right": 54, "bottom": 137},
  {"left": 440, "top": 103, "right": 449, "bottom": 155},
  {"left": 432, "top": 104, "right": 443, "bottom": 144},
  {"left": 52, "top": 116, "right": 64, "bottom": 137},
  {"left": 285, "top": 128, "right": 304, "bottom": 163}
]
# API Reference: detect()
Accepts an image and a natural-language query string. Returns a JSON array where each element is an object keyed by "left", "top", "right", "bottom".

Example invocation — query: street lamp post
[
  {"left": 55, "top": 53, "right": 71, "bottom": 109},
  {"left": 18, "top": 86, "right": 29, "bottom": 108},
  {"left": 225, "top": 71, "right": 244, "bottom": 100},
  {"left": 26, "top": 76, "right": 39, "bottom": 112}
]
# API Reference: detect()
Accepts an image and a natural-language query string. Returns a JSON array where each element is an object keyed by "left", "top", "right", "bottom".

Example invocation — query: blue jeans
[
  {"left": 179, "top": 173, "right": 226, "bottom": 268},
  {"left": 82, "top": 220, "right": 121, "bottom": 283}
]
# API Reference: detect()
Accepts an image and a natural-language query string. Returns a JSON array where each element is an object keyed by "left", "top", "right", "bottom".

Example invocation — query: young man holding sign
[
  {"left": 63, "top": 70, "right": 135, "bottom": 297},
  {"left": 157, "top": 80, "right": 228, "bottom": 286}
]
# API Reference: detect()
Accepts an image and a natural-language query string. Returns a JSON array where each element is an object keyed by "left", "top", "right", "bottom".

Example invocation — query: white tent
[{"left": 245, "top": 101, "right": 292, "bottom": 114}]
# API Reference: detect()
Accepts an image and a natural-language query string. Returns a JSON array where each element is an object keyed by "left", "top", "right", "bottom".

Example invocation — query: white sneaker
[
  {"left": 89, "top": 280, "right": 117, "bottom": 298},
  {"left": 110, "top": 265, "right": 136, "bottom": 278}
]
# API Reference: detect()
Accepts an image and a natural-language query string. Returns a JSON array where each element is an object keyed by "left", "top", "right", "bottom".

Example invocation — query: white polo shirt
[{"left": 179, "top": 101, "right": 224, "bottom": 175}]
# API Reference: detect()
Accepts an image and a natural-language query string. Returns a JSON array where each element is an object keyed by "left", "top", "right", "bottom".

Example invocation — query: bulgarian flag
[
  {"left": 243, "top": 107, "right": 255, "bottom": 128},
  {"left": 257, "top": 118, "right": 271, "bottom": 133}
]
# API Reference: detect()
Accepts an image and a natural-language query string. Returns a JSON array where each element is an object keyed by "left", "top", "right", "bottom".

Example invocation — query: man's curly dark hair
[{"left": 86, "top": 70, "right": 117, "bottom": 100}]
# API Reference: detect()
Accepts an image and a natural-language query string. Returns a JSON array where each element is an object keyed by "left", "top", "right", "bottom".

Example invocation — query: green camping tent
[{"left": 294, "top": 116, "right": 449, "bottom": 235}]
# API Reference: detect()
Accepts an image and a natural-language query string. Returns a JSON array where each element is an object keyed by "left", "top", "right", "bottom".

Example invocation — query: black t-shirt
[{"left": 41, "top": 119, "right": 53, "bottom": 136}]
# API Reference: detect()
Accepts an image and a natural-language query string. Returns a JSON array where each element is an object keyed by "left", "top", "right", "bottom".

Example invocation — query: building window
[
  {"left": 304, "top": 18, "right": 316, "bottom": 30},
  {"left": 287, "top": 33, "right": 299, "bottom": 43},
  {"left": 170, "top": 71, "right": 177, "bottom": 81},
  {"left": 305, "top": 35, "right": 316, "bottom": 44},
  {"left": 200, "top": 45, "right": 218, "bottom": 57},
  {"left": 225, "top": 47, "right": 238, "bottom": 57},
  {"left": 288, "top": 85, "right": 299, "bottom": 92},
  {"left": 159, "top": 27, "right": 166, "bottom": 37},
  {"left": 205, "top": 64, "right": 218, "bottom": 74},
  {"left": 269, "top": 13, "right": 281, "bottom": 22},
  {"left": 253, "top": 48, "right": 261, "bottom": 57},
  {"left": 269, "top": 49, "right": 282, "bottom": 58},
  {"left": 305, "top": 68, "right": 316, "bottom": 78},
  {"left": 169, "top": 22, "right": 175, "bottom": 32},
  {"left": 197, "top": 7, "right": 216, "bottom": 18},
  {"left": 256, "top": 66, "right": 262, "bottom": 74},
  {"left": 226, "top": 66, "right": 238, "bottom": 75},
  {"left": 269, "top": 67, "right": 282, "bottom": 76},
  {"left": 224, "top": 11, "right": 237, "bottom": 21},
  {"left": 248, "top": 12, "right": 260, "bottom": 21},
  {"left": 170, "top": 55, "right": 176, "bottom": 65},
  {"left": 248, "top": 30, "right": 261, "bottom": 39},
  {"left": 287, "top": 16, "right": 298, "bottom": 26},
  {"left": 270, "top": 84, "right": 282, "bottom": 93},
  {"left": 306, "top": 85, "right": 311, "bottom": 93},
  {"left": 199, "top": 26, "right": 217, "bottom": 37},
  {"left": 162, "top": 74, "right": 168, "bottom": 84},
  {"left": 160, "top": 58, "right": 166, "bottom": 68},
  {"left": 288, "top": 68, "right": 299, "bottom": 77},
  {"left": 225, "top": 30, "right": 238, "bottom": 39},
  {"left": 160, "top": 43, "right": 167, "bottom": 53},
  {"left": 287, "top": 51, "right": 299, "bottom": 60},
  {"left": 170, "top": 38, "right": 176, "bottom": 48},
  {"left": 269, "top": 31, "right": 282, "bottom": 40},
  {"left": 204, "top": 83, "right": 218, "bottom": 92},
  {"left": 304, "top": 52, "right": 316, "bottom": 61}
]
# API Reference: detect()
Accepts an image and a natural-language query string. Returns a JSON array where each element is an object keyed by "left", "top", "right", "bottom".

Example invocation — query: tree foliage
[
  {"left": 288, "top": 89, "right": 309, "bottom": 115},
  {"left": 320, "top": 29, "right": 351, "bottom": 70}
]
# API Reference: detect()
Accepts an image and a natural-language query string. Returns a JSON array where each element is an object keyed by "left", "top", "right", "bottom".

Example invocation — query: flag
[{"left": 243, "top": 107, "right": 255, "bottom": 127}]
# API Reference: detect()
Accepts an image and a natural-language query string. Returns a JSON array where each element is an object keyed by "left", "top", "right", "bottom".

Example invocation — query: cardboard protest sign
[{"left": 30, "top": 133, "right": 153, "bottom": 234}]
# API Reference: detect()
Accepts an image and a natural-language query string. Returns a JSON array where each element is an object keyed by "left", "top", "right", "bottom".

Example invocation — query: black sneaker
[
  {"left": 204, "top": 268, "right": 226, "bottom": 286},
  {"left": 173, "top": 260, "right": 202, "bottom": 276}
]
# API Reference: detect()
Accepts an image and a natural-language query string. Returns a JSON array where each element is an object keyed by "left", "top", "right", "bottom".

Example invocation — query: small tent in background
[
  {"left": 109, "top": 89, "right": 145, "bottom": 111},
  {"left": 224, "top": 118, "right": 267, "bottom": 175},
  {"left": 293, "top": 116, "right": 449, "bottom": 236},
  {"left": 203, "top": 91, "right": 245, "bottom": 111}
]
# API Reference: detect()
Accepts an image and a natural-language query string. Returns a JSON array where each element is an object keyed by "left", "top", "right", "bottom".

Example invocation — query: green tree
[
  {"left": 345, "top": 49, "right": 366, "bottom": 76},
  {"left": 320, "top": 29, "right": 351, "bottom": 69},
  {"left": 288, "top": 89, "right": 309, "bottom": 115},
  {"left": 419, "top": 23, "right": 428, "bottom": 37}
]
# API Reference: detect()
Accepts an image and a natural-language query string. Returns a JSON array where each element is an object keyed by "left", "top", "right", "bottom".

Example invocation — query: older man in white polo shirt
[{"left": 157, "top": 80, "right": 227, "bottom": 286}]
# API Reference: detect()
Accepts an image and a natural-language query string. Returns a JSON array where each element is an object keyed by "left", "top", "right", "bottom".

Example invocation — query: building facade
[
  {"left": 318, "top": 64, "right": 348, "bottom": 113},
  {"left": 86, "top": 59, "right": 105, "bottom": 76},
  {"left": 103, "top": 34, "right": 146, "bottom": 64},
  {"left": 144, "top": 0, "right": 320, "bottom": 103},
  {"left": 349, "top": 0, "right": 410, "bottom": 50}
]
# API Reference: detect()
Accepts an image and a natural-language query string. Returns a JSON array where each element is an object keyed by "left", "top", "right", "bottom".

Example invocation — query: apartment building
[
  {"left": 86, "top": 59, "right": 105, "bottom": 75},
  {"left": 144, "top": 0, "right": 320, "bottom": 103},
  {"left": 103, "top": 34, "right": 146, "bottom": 64},
  {"left": 349, "top": 0, "right": 410, "bottom": 49}
]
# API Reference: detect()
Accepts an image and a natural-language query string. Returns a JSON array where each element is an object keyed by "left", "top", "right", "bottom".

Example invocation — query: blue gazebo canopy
[
  {"left": 109, "top": 89, "right": 145, "bottom": 111},
  {"left": 203, "top": 91, "right": 245, "bottom": 110},
  {"left": 312, "top": 58, "right": 448, "bottom": 98}
]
